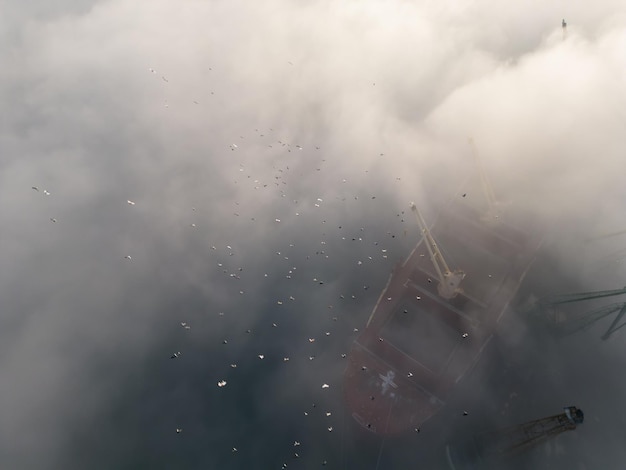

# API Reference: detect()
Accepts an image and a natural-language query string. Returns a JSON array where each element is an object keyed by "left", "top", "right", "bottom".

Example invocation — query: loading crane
[
  {"left": 446, "top": 406, "right": 584, "bottom": 469},
  {"left": 532, "top": 286, "right": 626, "bottom": 340},
  {"left": 410, "top": 202, "right": 465, "bottom": 299}
]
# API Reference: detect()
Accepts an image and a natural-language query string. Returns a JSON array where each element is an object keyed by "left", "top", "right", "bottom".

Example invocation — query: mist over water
[{"left": 1, "top": 1, "right": 626, "bottom": 468}]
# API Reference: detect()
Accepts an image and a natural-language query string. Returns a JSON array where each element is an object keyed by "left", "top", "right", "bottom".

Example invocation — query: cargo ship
[{"left": 343, "top": 180, "right": 542, "bottom": 435}]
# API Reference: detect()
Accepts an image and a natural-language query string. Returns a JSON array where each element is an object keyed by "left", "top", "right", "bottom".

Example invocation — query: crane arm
[
  {"left": 539, "top": 286, "right": 626, "bottom": 306},
  {"left": 411, "top": 202, "right": 450, "bottom": 279},
  {"left": 410, "top": 202, "right": 464, "bottom": 299},
  {"left": 471, "top": 406, "right": 583, "bottom": 460},
  {"left": 600, "top": 303, "right": 626, "bottom": 340},
  {"left": 556, "top": 302, "right": 626, "bottom": 337}
]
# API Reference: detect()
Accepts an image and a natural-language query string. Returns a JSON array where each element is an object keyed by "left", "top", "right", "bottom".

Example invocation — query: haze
[{"left": 1, "top": 1, "right": 625, "bottom": 468}]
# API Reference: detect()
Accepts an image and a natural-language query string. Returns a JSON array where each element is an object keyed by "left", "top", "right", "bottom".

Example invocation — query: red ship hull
[{"left": 344, "top": 197, "right": 541, "bottom": 435}]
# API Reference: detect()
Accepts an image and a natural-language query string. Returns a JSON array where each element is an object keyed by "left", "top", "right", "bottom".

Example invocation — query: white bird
[
  {"left": 217, "top": 380, "right": 227, "bottom": 387},
  {"left": 176, "top": 428, "right": 182, "bottom": 433},
  {"left": 127, "top": 200, "right": 135, "bottom": 205},
  {"left": 43, "top": 190, "right": 51, "bottom": 196},
  {"left": 124, "top": 255, "right": 132, "bottom": 260}
]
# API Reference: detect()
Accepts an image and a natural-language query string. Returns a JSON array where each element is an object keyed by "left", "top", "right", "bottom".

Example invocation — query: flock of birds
[
  {"left": 27, "top": 63, "right": 451, "bottom": 468},
  {"left": 24, "top": 51, "right": 534, "bottom": 469},
  {"left": 26, "top": 58, "right": 492, "bottom": 469}
]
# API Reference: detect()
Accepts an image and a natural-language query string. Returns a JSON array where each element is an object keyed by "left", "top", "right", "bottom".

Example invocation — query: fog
[{"left": 1, "top": 1, "right": 626, "bottom": 468}]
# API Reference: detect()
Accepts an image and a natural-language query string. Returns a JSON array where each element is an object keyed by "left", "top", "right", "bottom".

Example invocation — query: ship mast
[{"left": 411, "top": 202, "right": 465, "bottom": 299}]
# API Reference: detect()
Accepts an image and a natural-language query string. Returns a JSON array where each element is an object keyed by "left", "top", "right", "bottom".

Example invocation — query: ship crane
[
  {"left": 410, "top": 202, "right": 465, "bottom": 299},
  {"left": 533, "top": 286, "right": 626, "bottom": 340},
  {"left": 446, "top": 406, "right": 584, "bottom": 469}
]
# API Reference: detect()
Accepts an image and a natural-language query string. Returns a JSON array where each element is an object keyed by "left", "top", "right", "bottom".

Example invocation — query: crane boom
[
  {"left": 446, "top": 406, "right": 584, "bottom": 469},
  {"left": 410, "top": 202, "right": 465, "bottom": 299},
  {"left": 601, "top": 303, "right": 626, "bottom": 340},
  {"left": 552, "top": 302, "right": 626, "bottom": 338},
  {"left": 481, "top": 406, "right": 583, "bottom": 457},
  {"left": 531, "top": 286, "right": 626, "bottom": 340},
  {"left": 539, "top": 286, "right": 626, "bottom": 306}
]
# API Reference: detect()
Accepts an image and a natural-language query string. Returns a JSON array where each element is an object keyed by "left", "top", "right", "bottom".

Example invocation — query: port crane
[
  {"left": 531, "top": 286, "right": 626, "bottom": 340},
  {"left": 410, "top": 202, "right": 465, "bottom": 299},
  {"left": 447, "top": 406, "right": 584, "bottom": 469}
]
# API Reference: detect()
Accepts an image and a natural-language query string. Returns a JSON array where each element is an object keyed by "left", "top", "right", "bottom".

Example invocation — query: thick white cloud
[{"left": 1, "top": 0, "right": 626, "bottom": 468}]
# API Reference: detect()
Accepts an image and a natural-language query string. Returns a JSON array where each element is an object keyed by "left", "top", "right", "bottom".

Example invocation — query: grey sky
[{"left": 2, "top": 1, "right": 626, "bottom": 468}]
